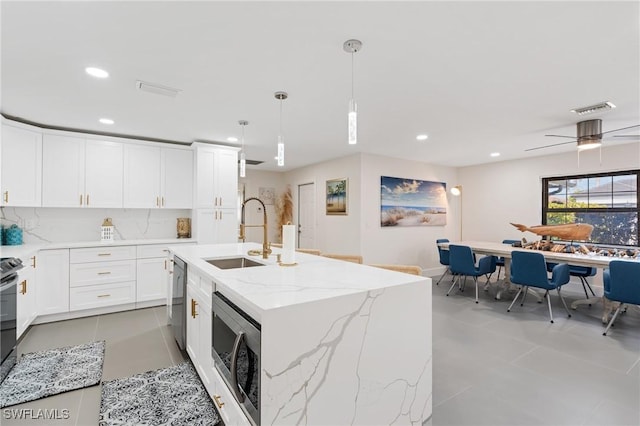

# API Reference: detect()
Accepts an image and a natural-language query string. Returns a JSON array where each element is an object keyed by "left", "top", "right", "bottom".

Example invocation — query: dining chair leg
[
  {"left": 520, "top": 287, "right": 528, "bottom": 307},
  {"left": 496, "top": 265, "right": 503, "bottom": 281},
  {"left": 603, "top": 303, "right": 625, "bottom": 336},
  {"left": 507, "top": 287, "right": 523, "bottom": 312},
  {"left": 578, "top": 277, "right": 590, "bottom": 300},
  {"left": 446, "top": 276, "right": 458, "bottom": 296},
  {"left": 580, "top": 276, "right": 597, "bottom": 297},
  {"left": 435, "top": 268, "right": 449, "bottom": 286},
  {"left": 545, "top": 290, "right": 554, "bottom": 323},
  {"left": 474, "top": 276, "right": 479, "bottom": 303},
  {"left": 556, "top": 287, "right": 572, "bottom": 318}
]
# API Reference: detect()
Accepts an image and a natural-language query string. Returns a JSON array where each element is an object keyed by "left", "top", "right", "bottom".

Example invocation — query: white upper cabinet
[
  {"left": 1, "top": 124, "right": 42, "bottom": 207},
  {"left": 42, "top": 134, "right": 123, "bottom": 208},
  {"left": 42, "top": 134, "right": 85, "bottom": 207},
  {"left": 124, "top": 145, "right": 193, "bottom": 209},
  {"left": 194, "top": 144, "right": 238, "bottom": 209},
  {"left": 124, "top": 144, "right": 161, "bottom": 208}
]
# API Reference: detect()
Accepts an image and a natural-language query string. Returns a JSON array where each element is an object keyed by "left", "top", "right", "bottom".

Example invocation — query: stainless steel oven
[
  {"left": 211, "top": 291, "right": 260, "bottom": 426},
  {"left": 1, "top": 257, "right": 23, "bottom": 385},
  {"left": 171, "top": 256, "right": 187, "bottom": 350}
]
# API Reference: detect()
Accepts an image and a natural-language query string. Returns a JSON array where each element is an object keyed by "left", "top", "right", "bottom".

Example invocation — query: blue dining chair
[
  {"left": 495, "top": 239, "right": 520, "bottom": 280},
  {"left": 435, "top": 238, "right": 452, "bottom": 286},
  {"left": 447, "top": 245, "right": 496, "bottom": 303},
  {"left": 602, "top": 260, "right": 640, "bottom": 336},
  {"left": 546, "top": 262, "right": 597, "bottom": 303},
  {"left": 509, "top": 251, "right": 571, "bottom": 323}
]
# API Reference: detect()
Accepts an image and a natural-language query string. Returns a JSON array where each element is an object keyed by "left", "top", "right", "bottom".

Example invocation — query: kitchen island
[{"left": 168, "top": 242, "right": 432, "bottom": 426}]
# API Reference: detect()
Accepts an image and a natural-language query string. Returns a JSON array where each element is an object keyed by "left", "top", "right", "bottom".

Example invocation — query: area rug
[
  {"left": 99, "top": 362, "right": 220, "bottom": 426},
  {"left": 0, "top": 340, "right": 105, "bottom": 408}
]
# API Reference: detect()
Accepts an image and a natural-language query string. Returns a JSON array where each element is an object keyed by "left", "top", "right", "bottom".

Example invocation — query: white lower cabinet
[
  {"left": 69, "top": 247, "right": 136, "bottom": 311},
  {"left": 211, "top": 368, "right": 252, "bottom": 426},
  {"left": 36, "top": 249, "right": 70, "bottom": 316},
  {"left": 16, "top": 256, "right": 37, "bottom": 339},
  {"left": 186, "top": 271, "right": 213, "bottom": 389},
  {"left": 136, "top": 257, "right": 167, "bottom": 304}
]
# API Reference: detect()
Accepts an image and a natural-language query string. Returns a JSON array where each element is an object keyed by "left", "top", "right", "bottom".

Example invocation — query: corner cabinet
[
  {"left": 41, "top": 134, "right": 123, "bottom": 208},
  {"left": 193, "top": 144, "right": 239, "bottom": 244},
  {"left": 1, "top": 124, "right": 42, "bottom": 207},
  {"left": 123, "top": 145, "right": 193, "bottom": 209}
]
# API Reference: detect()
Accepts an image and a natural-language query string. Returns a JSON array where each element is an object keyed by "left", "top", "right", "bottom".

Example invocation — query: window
[{"left": 542, "top": 170, "right": 639, "bottom": 246}]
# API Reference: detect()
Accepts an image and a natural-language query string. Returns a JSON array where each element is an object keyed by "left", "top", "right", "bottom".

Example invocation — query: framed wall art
[
  {"left": 326, "top": 178, "right": 348, "bottom": 215},
  {"left": 380, "top": 176, "right": 447, "bottom": 227}
]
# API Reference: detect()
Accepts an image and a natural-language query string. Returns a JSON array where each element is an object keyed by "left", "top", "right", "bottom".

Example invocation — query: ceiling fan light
[{"left": 577, "top": 140, "right": 601, "bottom": 151}]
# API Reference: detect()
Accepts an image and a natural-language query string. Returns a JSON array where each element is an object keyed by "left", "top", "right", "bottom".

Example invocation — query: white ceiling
[{"left": 1, "top": 1, "right": 639, "bottom": 171}]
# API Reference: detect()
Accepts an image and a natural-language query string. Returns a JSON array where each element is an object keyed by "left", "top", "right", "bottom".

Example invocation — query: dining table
[{"left": 438, "top": 240, "right": 640, "bottom": 323}]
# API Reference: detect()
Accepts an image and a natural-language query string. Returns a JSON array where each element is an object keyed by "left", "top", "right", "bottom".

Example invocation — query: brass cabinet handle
[
  {"left": 97, "top": 271, "right": 111, "bottom": 275},
  {"left": 220, "top": 210, "right": 223, "bottom": 220},
  {"left": 191, "top": 299, "right": 198, "bottom": 318},
  {"left": 156, "top": 196, "right": 160, "bottom": 207},
  {"left": 161, "top": 196, "right": 165, "bottom": 207},
  {"left": 213, "top": 395, "right": 225, "bottom": 408},
  {"left": 3, "top": 191, "right": 8, "bottom": 203},
  {"left": 97, "top": 294, "right": 111, "bottom": 298},
  {"left": 98, "top": 253, "right": 111, "bottom": 256},
  {"left": 31, "top": 256, "right": 36, "bottom": 268},
  {"left": 20, "top": 280, "right": 27, "bottom": 295},
  {"left": 164, "top": 259, "right": 167, "bottom": 270},
  {"left": 86, "top": 194, "right": 90, "bottom": 205},
  {"left": 80, "top": 194, "right": 83, "bottom": 206},
  {"left": 219, "top": 197, "right": 222, "bottom": 206}
]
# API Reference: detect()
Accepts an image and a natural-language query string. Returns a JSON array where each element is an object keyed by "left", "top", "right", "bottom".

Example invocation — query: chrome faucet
[{"left": 239, "top": 197, "right": 271, "bottom": 259}]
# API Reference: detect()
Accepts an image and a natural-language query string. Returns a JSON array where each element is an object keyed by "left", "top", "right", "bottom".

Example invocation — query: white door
[
  {"left": 136, "top": 257, "right": 166, "bottom": 302},
  {"left": 42, "top": 134, "right": 85, "bottom": 207},
  {"left": 195, "top": 147, "right": 215, "bottom": 208},
  {"left": 124, "top": 144, "right": 161, "bottom": 208},
  {"left": 36, "top": 249, "right": 70, "bottom": 315},
  {"left": 298, "top": 183, "right": 316, "bottom": 248}
]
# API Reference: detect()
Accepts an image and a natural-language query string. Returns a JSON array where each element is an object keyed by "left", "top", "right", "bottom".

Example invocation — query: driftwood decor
[{"left": 510, "top": 222, "right": 593, "bottom": 241}]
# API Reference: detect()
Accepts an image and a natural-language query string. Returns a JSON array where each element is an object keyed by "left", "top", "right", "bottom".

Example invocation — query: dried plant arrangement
[{"left": 275, "top": 185, "right": 293, "bottom": 242}]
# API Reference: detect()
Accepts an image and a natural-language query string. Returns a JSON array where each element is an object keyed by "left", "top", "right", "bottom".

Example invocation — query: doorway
[{"left": 297, "top": 183, "right": 316, "bottom": 248}]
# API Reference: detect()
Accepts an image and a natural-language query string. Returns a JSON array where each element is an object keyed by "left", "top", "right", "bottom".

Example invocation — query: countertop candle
[{"left": 282, "top": 224, "right": 296, "bottom": 264}]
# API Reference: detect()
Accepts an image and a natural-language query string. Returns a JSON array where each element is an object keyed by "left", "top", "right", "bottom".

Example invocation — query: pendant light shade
[
  {"left": 275, "top": 91, "right": 288, "bottom": 167},
  {"left": 344, "top": 39, "right": 362, "bottom": 145},
  {"left": 238, "top": 120, "right": 248, "bottom": 177}
]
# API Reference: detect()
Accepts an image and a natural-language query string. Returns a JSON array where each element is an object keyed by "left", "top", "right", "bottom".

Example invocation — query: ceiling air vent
[
  {"left": 136, "top": 80, "right": 181, "bottom": 98},
  {"left": 570, "top": 101, "right": 615, "bottom": 116},
  {"left": 240, "top": 159, "right": 264, "bottom": 166}
]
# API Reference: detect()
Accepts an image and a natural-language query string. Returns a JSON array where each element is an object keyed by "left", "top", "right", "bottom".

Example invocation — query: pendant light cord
[{"left": 351, "top": 51, "right": 355, "bottom": 100}]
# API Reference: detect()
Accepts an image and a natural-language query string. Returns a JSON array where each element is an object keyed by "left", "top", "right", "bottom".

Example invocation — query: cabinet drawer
[
  {"left": 70, "top": 260, "right": 136, "bottom": 287},
  {"left": 70, "top": 246, "right": 136, "bottom": 263},
  {"left": 137, "top": 245, "right": 171, "bottom": 259},
  {"left": 70, "top": 281, "right": 135, "bottom": 311},
  {"left": 210, "top": 367, "right": 252, "bottom": 426}
]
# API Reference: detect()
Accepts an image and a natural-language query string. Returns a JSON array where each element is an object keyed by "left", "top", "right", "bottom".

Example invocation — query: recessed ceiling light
[
  {"left": 85, "top": 67, "right": 109, "bottom": 78},
  {"left": 490, "top": 152, "right": 500, "bottom": 157},
  {"left": 99, "top": 118, "right": 114, "bottom": 125},
  {"left": 416, "top": 134, "right": 429, "bottom": 141},
  {"left": 227, "top": 137, "right": 238, "bottom": 143},
  {"left": 570, "top": 101, "right": 616, "bottom": 116}
]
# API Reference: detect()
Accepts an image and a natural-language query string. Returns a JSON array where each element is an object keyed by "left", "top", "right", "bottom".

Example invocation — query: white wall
[
  {"left": 240, "top": 170, "right": 286, "bottom": 244},
  {"left": 285, "top": 154, "right": 362, "bottom": 255},
  {"left": 459, "top": 143, "right": 640, "bottom": 242}
]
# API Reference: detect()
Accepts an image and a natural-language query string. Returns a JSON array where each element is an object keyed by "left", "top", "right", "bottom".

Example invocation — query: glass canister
[{"left": 177, "top": 218, "right": 191, "bottom": 238}]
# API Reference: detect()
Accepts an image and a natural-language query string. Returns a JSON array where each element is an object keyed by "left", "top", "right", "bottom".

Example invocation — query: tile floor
[{"left": 2, "top": 277, "right": 639, "bottom": 426}]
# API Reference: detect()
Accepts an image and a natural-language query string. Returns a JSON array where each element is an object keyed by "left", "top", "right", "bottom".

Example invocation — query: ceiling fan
[{"left": 526, "top": 119, "right": 640, "bottom": 152}]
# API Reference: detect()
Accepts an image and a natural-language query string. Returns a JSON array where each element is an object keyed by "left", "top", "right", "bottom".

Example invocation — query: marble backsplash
[{"left": 1, "top": 207, "right": 191, "bottom": 244}]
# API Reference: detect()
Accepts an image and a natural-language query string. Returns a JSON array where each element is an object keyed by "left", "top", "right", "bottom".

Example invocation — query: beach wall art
[
  {"left": 326, "top": 178, "right": 348, "bottom": 215},
  {"left": 380, "top": 176, "right": 447, "bottom": 227}
]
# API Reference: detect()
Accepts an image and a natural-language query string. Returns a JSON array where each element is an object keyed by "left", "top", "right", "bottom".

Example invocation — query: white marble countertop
[
  {"left": 1, "top": 238, "right": 196, "bottom": 260},
  {"left": 168, "top": 242, "right": 427, "bottom": 323}
]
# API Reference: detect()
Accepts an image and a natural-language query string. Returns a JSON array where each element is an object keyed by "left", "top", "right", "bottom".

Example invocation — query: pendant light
[
  {"left": 238, "top": 120, "right": 248, "bottom": 177},
  {"left": 275, "top": 91, "right": 288, "bottom": 167},
  {"left": 343, "top": 39, "right": 362, "bottom": 145}
]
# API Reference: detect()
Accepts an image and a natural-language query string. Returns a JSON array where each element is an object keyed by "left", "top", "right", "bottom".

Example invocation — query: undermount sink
[{"left": 205, "top": 257, "right": 265, "bottom": 270}]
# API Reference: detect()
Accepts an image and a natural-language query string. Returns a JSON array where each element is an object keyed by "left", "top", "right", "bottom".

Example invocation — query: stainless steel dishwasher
[{"left": 171, "top": 256, "right": 187, "bottom": 350}]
